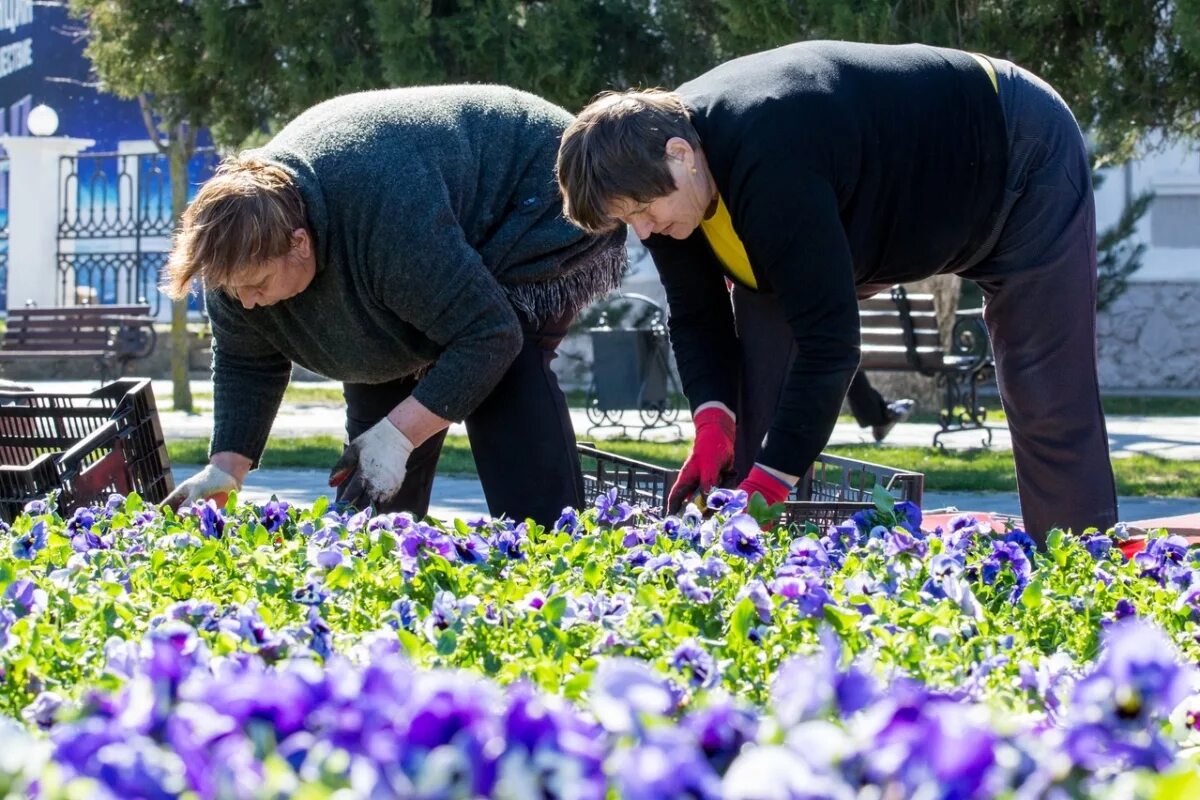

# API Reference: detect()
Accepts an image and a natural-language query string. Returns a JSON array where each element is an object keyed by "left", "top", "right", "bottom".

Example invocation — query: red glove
[
  {"left": 739, "top": 465, "right": 792, "bottom": 506},
  {"left": 668, "top": 406, "right": 736, "bottom": 513}
]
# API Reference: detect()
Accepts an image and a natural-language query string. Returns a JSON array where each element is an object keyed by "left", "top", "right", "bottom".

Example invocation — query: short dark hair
[
  {"left": 162, "top": 154, "right": 307, "bottom": 299},
  {"left": 556, "top": 89, "right": 701, "bottom": 233}
]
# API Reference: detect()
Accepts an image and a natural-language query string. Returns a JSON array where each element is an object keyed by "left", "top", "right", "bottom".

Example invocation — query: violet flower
[
  {"left": 594, "top": 488, "right": 633, "bottom": 526},
  {"left": 720, "top": 515, "right": 766, "bottom": 563}
]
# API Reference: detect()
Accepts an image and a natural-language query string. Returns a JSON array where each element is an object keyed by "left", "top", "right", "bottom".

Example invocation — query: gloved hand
[
  {"left": 328, "top": 417, "right": 415, "bottom": 509},
  {"left": 164, "top": 463, "right": 241, "bottom": 510},
  {"left": 668, "top": 405, "right": 736, "bottom": 513},
  {"left": 738, "top": 465, "right": 793, "bottom": 506}
]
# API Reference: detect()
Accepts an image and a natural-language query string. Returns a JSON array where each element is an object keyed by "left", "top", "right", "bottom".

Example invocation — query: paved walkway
[
  {"left": 34, "top": 378, "right": 1200, "bottom": 459},
  {"left": 116, "top": 377, "right": 1200, "bottom": 460}
]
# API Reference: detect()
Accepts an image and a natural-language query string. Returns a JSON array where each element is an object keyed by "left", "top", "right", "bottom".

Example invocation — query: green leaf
[
  {"left": 453, "top": 518, "right": 470, "bottom": 535},
  {"left": 190, "top": 541, "right": 220, "bottom": 566},
  {"left": 541, "top": 595, "right": 568, "bottom": 627},
  {"left": 823, "top": 604, "right": 861, "bottom": 634},
  {"left": 1046, "top": 528, "right": 1065, "bottom": 552},
  {"left": 583, "top": 559, "right": 602, "bottom": 587},
  {"left": 563, "top": 671, "right": 591, "bottom": 700},
  {"left": 1020, "top": 578, "right": 1045, "bottom": 610},
  {"left": 396, "top": 630, "right": 423, "bottom": 655},
  {"left": 747, "top": 493, "right": 785, "bottom": 528},
  {"left": 325, "top": 565, "right": 355, "bottom": 591},
  {"left": 873, "top": 484, "right": 894, "bottom": 514},
  {"left": 435, "top": 629, "right": 457, "bottom": 656},
  {"left": 909, "top": 609, "right": 935, "bottom": 626},
  {"left": 731, "top": 597, "right": 756, "bottom": 641},
  {"left": 311, "top": 495, "right": 329, "bottom": 519},
  {"left": 1150, "top": 767, "right": 1200, "bottom": 800}
]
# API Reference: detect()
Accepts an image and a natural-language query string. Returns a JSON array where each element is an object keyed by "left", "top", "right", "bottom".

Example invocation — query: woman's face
[
  {"left": 609, "top": 138, "right": 715, "bottom": 241},
  {"left": 226, "top": 228, "right": 317, "bottom": 309}
]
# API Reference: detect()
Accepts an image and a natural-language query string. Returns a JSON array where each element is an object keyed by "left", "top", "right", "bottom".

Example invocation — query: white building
[{"left": 1094, "top": 141, "right": 1200, "bottom": 390}]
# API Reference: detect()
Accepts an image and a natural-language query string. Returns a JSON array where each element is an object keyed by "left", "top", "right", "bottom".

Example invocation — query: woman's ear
[
  {"left": 664, "top": 137, "right": 695, "bottom": 167},
  {"left": 291, "top": 228, "right": 312, "bottom": 258}
]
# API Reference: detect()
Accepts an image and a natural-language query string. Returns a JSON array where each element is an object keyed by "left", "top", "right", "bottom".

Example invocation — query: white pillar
[{"left": 0, "top": 135, "right": 95, "bottom": 309}]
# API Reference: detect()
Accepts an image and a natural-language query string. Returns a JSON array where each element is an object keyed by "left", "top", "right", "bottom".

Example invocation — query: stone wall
[{"left": 1097, "top": 282, "right": 1200, "bottom": 390}]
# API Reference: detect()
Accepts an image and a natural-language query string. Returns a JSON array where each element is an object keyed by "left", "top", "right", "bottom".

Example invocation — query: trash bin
[{"left": 585, "top": 293, "right": 681, "bottom": 434}]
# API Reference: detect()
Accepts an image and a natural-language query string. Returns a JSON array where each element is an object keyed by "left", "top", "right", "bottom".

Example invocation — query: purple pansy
[
  {"left": 11, "top": 520, "right": 47, "bottom": 560},
  {"left": 594, "top": 488, "right": 634, "bottom": 526},
  {"left": 671, "top": 640, "right": 720, "bottom": 688},
  {"left": 706, "top": 488, "right": 748, "bottom": 516},
  {"left": 720, "top": 515, "right": 766, "bottom": 563}
]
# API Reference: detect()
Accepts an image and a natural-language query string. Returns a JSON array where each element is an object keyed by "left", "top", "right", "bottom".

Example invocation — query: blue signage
[{"left": 0, "top": 2, "right": 148, "bottom": 150}]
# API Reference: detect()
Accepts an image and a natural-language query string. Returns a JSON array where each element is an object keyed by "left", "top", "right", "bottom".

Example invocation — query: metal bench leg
[{"left": 933, "top": 370, "right": 993, "bottom": 448}]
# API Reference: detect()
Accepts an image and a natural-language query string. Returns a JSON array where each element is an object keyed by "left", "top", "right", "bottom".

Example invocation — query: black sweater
[{"left": 645, "top": 41, "right": 1007, "bottom": 477}]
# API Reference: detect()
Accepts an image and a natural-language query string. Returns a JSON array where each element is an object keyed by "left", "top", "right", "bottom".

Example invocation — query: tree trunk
[
  {"left": 862, "top": 275, "right": 962, "bottom": 413},
  {"left": 912, "top": 274, "right": 963, "bottom": 351},
  {"left": 167, "top": 140, "right": 194, "bottom": 414}
]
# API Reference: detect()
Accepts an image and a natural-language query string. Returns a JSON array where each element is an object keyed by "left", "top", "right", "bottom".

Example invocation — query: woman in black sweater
[{"left": 558, "top": 41, "right": 1117, "bottom": 543}]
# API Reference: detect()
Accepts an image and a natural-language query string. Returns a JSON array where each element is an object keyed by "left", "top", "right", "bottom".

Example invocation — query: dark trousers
[
  {"left": 730, "top": 288, "right": 890, "bottom": 478},
  {"left": 955, "top": 58, "right": 1118, "bottom": 539},
  {"left": 846, "top": 372, "right": 890, "bottom": 428},
  {"left": 338, "top": 312, "right": 583, "bottom": 528},
  {"left": 732, "top": 61, "right": 1117, "bottom": 539}
]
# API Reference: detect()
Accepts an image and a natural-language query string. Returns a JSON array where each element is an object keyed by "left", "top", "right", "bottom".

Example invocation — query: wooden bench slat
[
  {"left": 859, "top": 313, "right": 939, "bottom": 332},
  {"left": 859, "top": 293, "right": 936, "bottom": 313},
  {"left": 0, "top": 351, "right": 113, "bottom": 359},
  {"left": 7, "top": 333, "right": 126, "bottom": 343},
  {"left": 861, "top": 328, "right": 941, "bottom": 350},
  {"left": 860, "top": 347, "right": 948, "bottom": 370}
]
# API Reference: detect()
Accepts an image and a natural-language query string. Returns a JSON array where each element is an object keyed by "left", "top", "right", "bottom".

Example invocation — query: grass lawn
[
  {"left": 167, "top": 435, "right": 1200, "bottom": 497},
  {"left": 182, "top": 385, "right": 346, "bottom": 407}
]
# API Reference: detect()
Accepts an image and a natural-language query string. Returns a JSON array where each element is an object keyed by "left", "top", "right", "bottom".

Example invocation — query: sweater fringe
[{"left": 503, "top": 231, "right": 628, "bottom": 324}]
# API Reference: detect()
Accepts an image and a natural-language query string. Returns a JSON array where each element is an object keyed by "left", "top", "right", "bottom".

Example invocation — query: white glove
[
  {"left": 164, "top": 464, "right": 241, "bottom": 509},
  {"left": 328, "top": 417, "right": 414, "bottom": 507}
]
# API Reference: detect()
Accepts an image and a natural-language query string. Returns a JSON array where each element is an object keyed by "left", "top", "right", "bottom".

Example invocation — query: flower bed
[{"left": 0, "top": 489, "right": 1198, "bottom": 797}]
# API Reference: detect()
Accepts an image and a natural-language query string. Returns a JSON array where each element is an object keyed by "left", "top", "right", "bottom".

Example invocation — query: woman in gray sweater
[{"left": 163, "top": 85, "right": 626, "bottom": 525}]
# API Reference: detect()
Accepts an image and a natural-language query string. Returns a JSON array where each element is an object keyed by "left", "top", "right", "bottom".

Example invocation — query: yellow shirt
[
  {"left": 699, "top": 193, "right": 757, "bottom": 289},
  {"left": 970, "top": 53, "right": 999, "bottom": 93}
]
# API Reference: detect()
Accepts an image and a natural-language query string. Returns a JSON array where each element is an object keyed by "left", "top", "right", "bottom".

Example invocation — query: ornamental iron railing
[{"left": 56, "top": 148, "right": 217, "bottom": 315}]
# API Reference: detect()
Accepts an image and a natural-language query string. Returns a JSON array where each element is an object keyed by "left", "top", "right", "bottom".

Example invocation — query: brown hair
[
  {"left": 162, "top": 154, "right": 307, "bottom": 299},
  {"left": 556, "top": 89, "right": 701, "bottom": 234}
]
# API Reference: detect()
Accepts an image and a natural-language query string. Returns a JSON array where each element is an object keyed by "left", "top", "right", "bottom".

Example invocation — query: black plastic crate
[
  {"left": 576, "top": 443, "right": 924, "bottom": 529},
  {"left": 578, "top": 443, "right": 678, "bottom": 513},
  {"left": 0, "top": 379, "right": 175, "bottom": 521}
]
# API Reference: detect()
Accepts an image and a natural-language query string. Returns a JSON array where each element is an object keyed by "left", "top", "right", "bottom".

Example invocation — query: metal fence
[{"left": 56, "top": 148, "right": 217, "bottom": 316}]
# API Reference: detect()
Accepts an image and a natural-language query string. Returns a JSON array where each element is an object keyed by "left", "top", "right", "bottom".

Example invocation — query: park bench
[
  {"left": 859, "top": 286, "right": 995, "bottom": 447},
  {"left": 0, "top": 305, "right": 158, "bottom": 384}
]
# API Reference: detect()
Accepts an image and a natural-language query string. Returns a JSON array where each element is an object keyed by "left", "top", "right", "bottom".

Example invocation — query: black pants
[
  {"left": 955, "top": 57, "right": 1117, "bottom": 538},
  {"left": 846, "top": 372, "right": 890, "bottom": 428},
  {"left": 338, "top": 312, "right": 583, "bottom": 527},
  {"left": 732, "top": 59, "right": 1118, "bottom": 540}
]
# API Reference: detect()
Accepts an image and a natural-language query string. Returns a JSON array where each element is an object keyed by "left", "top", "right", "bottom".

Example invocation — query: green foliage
[
  {"left": 71, "top": 0, "right": 1199, "bottom": 154},
  {"left": 369, "top": 0, "right": 713, "bottom": 111},
  {"left": 714, "top": 0, "right": 1200, "bottom": 161}
]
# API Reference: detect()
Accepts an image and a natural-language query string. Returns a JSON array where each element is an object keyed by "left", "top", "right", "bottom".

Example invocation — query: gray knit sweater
[{"left": 206, "top": 85, "right": 626, "bottom": 465}]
